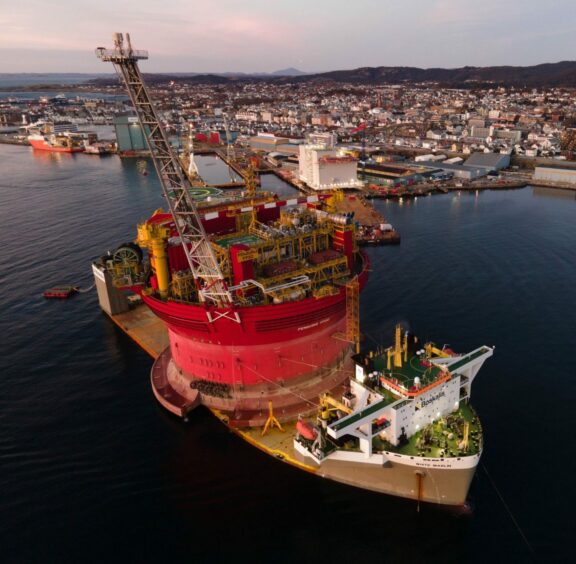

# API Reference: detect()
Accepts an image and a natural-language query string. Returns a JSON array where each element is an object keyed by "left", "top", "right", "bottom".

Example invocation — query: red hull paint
[
  {"left": 167, "top": 315, "right": 346, "bottom": 385},
  {"left": 141, "top": 253, "right": 370, "bottom": 386},
  {"left": 29, "top": 139, "right": 84, "bottom": 153}
]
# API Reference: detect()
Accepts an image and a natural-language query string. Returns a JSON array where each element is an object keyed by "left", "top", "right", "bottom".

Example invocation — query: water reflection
[
  {"left": 532, "top": 186, "right": 576, "bottom": 201},
  {"left": 259, "top": 173, "right": 298, "bottom": 199},
  {"left": 29, "top": 148, "right": 76, "bottom": 166}
]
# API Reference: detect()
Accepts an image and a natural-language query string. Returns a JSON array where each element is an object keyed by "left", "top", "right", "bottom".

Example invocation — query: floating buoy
[{"left": 137, "top": 159, "right": 148, "bottom": 176}]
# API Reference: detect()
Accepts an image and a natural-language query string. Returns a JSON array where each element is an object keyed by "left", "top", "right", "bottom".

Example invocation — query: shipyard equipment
[
  {"left": 223, "top": 114, "right": 236, "bottom": 163},
  {"left": 187, "top": 123, "right": 200, "bottom": 179}
]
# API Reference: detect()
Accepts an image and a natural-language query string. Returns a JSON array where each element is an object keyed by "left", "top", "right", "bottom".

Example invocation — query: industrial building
[
  {"left": 415, "top": 161, "right": 486, "bottom": 181},
  {"left": 465, "top": 152, "right": 511, "bottom": 172},
  {"left": 534, "top": 164, "right": 576, "bottom": 185},
  {"left": 416, "top": 152, "right": 510, "bottom": 181},
  {"left": 362, "top": 162, "right": 433, "bottom": 186},
  {"left": 249, "top": 133, "right": 289, "bottom": 151},
  {"left": 298, "top": 133, "right": 361, "bottom": 190},
  {"left": 113, "top": 114, "right": 149, "bottom": 156},
  {"left": 250, "top": 134, "right": 302, "bottom": 156}
]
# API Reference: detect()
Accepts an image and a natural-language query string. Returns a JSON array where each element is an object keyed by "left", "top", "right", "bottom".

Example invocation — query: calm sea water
[
  {"left": 0, "top": 145, "right": 574, "bottom": 563},
  {"left": 0, "top": 92, "right": 127, "bottom": 102},
  {"left": 0, "top": 74, "right": 112, "bottom": 88},
  {"left": 194, "top": 154, "right": 243, "bottom": 184}
]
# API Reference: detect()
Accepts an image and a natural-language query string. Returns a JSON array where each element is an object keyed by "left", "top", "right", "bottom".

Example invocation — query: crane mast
[{"left": 96, "top": 33, "right": 237, "bottom": 319}]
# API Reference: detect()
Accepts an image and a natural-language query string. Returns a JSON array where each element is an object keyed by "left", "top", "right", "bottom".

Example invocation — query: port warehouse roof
[
  {"left": 415, "top": 153, "right": 511, "bottom": 180},
  {"left": 250, "top": 136, "right": 303, "bottom": 155},
  {"left": 363, "top": 162, "right": 432, "bottom": 178},
  {"left": 534, "top": 162, "right": 576, "bottom": 171},
  {"left": 415, "top": 161, "right": 490, "bottom": 180},
  {"left": 464, "top": 153, "right": 510, "bottom": 171}
]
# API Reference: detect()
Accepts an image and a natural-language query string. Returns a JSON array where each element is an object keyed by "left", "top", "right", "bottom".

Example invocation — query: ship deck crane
[{"left": 96, "top": 33, "right": 239, "bottom": 322}]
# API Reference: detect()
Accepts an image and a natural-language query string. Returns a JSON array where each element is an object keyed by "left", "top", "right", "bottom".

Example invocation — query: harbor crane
[{"left": 96, "top": 33, "right": 239, "bottom": 321}]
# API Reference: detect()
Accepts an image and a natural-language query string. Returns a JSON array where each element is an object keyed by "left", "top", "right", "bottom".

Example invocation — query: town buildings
[{"left": 2, "top": 78, "right": 576, "bottom": 188}]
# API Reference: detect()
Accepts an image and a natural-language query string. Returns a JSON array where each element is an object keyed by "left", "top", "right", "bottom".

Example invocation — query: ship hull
[
  {"left": 291, "top": 442, "right": 480, "bottom": 506},
  {"left": 315, "top": 457, "right": 478, "bottom": 506},
  {"left": 29, "top": 139, "right": 84, "bottom": 153},
  {"left": 146, "top": 252, "right": 369, "bottom": 420}
]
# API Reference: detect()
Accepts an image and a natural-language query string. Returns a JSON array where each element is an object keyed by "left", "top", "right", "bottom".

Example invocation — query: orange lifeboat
[{"left": 296, "top": 420, "right": 318, "bottom": 441}]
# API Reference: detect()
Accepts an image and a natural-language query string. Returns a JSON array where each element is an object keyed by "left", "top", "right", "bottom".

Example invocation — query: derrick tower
[{"left": 96, "top": 33, "right": 237, "bottom": 320}]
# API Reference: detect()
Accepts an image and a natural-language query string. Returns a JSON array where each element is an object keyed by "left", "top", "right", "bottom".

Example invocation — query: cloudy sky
[{"left": 1, "top": 0, "right": 575, "bottom": 73}]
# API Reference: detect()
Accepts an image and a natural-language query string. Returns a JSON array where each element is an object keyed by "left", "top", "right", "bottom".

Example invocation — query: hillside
[{"left": 86, "top": 61, "right": 576, "bottom": 88}]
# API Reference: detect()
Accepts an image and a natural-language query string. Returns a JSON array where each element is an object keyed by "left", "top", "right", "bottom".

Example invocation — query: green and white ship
[{"left": 290, "top": 325, "right": 493, "bottom": 506}]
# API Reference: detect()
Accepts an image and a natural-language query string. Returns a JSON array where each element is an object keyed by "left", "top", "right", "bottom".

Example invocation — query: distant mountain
[
  {"left": 278, "top": 61, "right": 576, "bottom": 87},
  {"left": 202, "top": 67, "right": 307, "bottom": 77},
  {"left": 218, "top": 68, "right": 307, "bottom": 77},
  {"left": 85, "top": 68, "right": 307, "bottom": 86},
  {"left": 84, "top": 61, "right": 576, "bottom": 88},
  {"left": 270, "top": 67, "right": 307, "bottom": 76},
  {"left": 88, "top": 73, "right": 232, "bottom": 86}
]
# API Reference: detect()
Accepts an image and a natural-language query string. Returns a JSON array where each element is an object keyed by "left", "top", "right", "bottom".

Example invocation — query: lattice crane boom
[{"left": 96, "top": 33, "right": 236, "bottom": 314}]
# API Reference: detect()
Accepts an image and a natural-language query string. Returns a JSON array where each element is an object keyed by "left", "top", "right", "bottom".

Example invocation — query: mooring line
[{"left": 481, "top": 462, "right": 534, "bottom": 556}]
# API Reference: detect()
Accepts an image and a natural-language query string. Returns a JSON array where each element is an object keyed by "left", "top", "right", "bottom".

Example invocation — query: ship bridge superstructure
[{"left": 294, "top": 326, "right": 493, "bottom": 464}]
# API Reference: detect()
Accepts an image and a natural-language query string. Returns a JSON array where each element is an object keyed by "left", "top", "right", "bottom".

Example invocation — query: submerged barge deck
[
  {"left": 101, "top": 302, "right": 488, "bottom": 505},
  {"left": 104, "top": 303, "right": 318, "bottom": 470}
]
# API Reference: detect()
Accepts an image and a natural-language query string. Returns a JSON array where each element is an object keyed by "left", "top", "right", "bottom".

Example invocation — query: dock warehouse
[{"left": 534, "top": 163, "right": 576, "bottom": 185}]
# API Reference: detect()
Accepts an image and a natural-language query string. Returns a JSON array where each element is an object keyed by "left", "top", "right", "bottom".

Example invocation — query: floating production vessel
[
  {"left": 93, "top": 34, "right": 492, "bottom": 506},
  {"left": 94, "top": 33, "right": 369, "bottom": 425}
]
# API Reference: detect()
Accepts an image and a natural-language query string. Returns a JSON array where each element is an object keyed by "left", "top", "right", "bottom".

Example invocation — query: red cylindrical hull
[{"left": 141, "top": 253, "right": 369, "bottom": 387}]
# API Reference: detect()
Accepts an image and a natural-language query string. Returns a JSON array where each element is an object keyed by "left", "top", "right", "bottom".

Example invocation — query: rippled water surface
[{"left": 0, "top": 145, "right": 574, "bottom": 563}]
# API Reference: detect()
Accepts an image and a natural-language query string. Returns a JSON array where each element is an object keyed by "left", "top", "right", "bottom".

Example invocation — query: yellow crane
[
  {"left": 345, "top": 277, "right": 360, "bottom": 354},
  {"left": 319, "top": 392, "right": 352, "bottom": 422},
  {"left": 425, "top": 343, "right": 451, "bottom": 358},
  {"left": 386, "top": 324, "right": 408, "bottom": 369}
]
